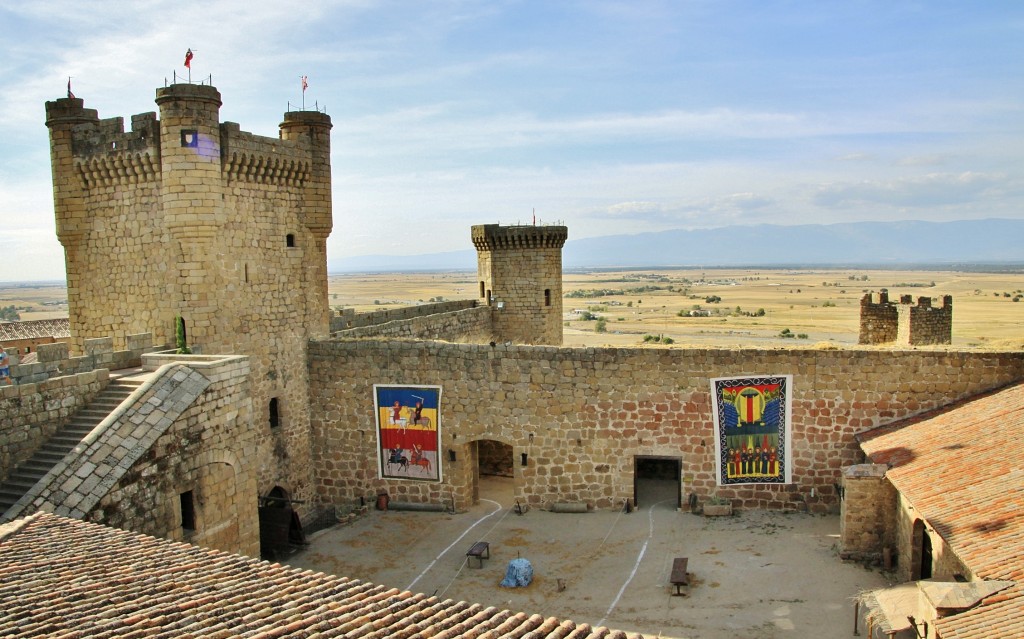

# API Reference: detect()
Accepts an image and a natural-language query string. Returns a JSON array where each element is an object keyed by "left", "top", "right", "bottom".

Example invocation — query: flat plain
[
  {"left": 326, "top": 267, "right": 1024, "bottom": 349},
  {"left": 4, "top": 267, "right": 1022, "bottom": 349}
]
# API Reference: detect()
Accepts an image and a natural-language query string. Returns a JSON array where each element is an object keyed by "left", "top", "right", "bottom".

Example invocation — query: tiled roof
[
  {"left": 858, "top": 381, "right": 1024, "bottom": 639},
  {"left": 935, "top": 583, "right": 1024, "bottom": 639},
  {"left": 0, "top": 513, "right": 642, "bottom": 639},
  {"left": 0, "top": 318, "right": 70, "bottom": 340}
]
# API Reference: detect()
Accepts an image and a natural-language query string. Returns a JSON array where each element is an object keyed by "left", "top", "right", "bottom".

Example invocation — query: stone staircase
[{"left": 0, "top": 378, "right": 144, "bottom": 516}]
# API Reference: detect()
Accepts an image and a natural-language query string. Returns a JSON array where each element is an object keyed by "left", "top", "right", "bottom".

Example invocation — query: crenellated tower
[
  {"left": 45, "top": 83, "right": 334, "bottom": 508},
  {"left": 472, "top": 223, "right": 568, "bottom": 346}
]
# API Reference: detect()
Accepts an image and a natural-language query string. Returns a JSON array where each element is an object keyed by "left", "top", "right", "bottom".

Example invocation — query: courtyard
[{"left": 286, "top": 477, "right": 890, "bottom": 638}]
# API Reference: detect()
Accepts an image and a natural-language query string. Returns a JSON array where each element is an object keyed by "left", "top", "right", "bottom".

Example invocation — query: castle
[{"left": 0, "top": 82, "right": 1021, "bottom": 637}]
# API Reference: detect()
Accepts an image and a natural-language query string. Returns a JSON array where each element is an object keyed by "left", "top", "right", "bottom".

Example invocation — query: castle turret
[
  {"left": 155, "top": 84, "right": 226, "bottom": 347},
  {"left": 472, "top": 224, "right": 568, "bottom": 345}
]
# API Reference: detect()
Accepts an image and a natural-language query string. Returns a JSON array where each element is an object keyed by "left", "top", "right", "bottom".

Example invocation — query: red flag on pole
[
  {"left": 184, "top": 49, "right": 193, "bottom": 68},
  {"left": 67, "top": 78, "right": 75, "bottom": 99},
  {"left": 301, "top": 75, "right": 308, "bottom": 93}
]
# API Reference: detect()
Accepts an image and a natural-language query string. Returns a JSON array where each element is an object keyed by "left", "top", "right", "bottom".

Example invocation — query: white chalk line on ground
[
  {"left": 406, "top": 498, "right": 503, "bottom": 592},
  {"left": 597, "top": 499, "right": 672, "bottom": 627}
]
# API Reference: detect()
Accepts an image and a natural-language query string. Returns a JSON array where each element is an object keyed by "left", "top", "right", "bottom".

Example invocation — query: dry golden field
[
  {"left": 2, "top": 268, "right": 1021, "bottom": 350},
  {"left": 327, "top": 268, "right": 1024, "bottom": 349}
]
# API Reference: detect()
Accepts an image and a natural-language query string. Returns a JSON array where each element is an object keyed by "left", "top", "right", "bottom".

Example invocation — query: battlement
[
  {"left": 471, "top": 224, "right": 568, "bottom": 251},
  {"left": 221, "top": 122, "right": 312, "bottom": 187},
  {"left": 859, "top": 290, "right": 953, "bottom": 345}
]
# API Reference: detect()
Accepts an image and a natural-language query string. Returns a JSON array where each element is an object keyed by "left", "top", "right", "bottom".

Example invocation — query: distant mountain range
[{"left": 327, "top": 219, "right": 1024, "bottom": 273}]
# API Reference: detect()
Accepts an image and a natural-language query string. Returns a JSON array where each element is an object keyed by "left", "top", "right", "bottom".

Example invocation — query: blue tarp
[{"left": 500, "top": 558, "right": 533, "bottom": 588}]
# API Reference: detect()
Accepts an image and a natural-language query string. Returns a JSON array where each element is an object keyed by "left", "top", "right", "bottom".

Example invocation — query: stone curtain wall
[
  {"left": 308, "top": 340, "right": 1024, "bottom": 512},
  {"left": 0, "top": 369, "right": 108, "bottom": 484},
  {"left": 332, "top": 305, "right": 492, "bottom": 342},
  {"left": 330, "top": 300, "right": 478, "bottom": 332}
]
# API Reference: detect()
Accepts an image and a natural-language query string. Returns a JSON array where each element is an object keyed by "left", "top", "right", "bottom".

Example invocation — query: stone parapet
[
  {"left": 0, "top": 369, "right": 107, "bottom": 484},
  {"left": 331, "top": 300, "right": 479, "bottom": 331}
]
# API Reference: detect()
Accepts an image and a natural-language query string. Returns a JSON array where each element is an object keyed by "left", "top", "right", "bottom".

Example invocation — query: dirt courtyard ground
[{"left": 286, "top": 477, "right": 891, "bottom": 638}]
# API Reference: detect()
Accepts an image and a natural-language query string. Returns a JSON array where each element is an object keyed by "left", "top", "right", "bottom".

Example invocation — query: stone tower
[
  {"left": 45, "top": 83, "right": 334, "bottom": 506},
  {"left": 471, "top": 224, "right": 568, "bottom": 346},
  {"left": 859, "top": 290, "right": 953, "bottom": 345}
]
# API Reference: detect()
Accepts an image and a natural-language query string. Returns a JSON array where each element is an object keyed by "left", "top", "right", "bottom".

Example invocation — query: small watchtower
[
  {"left": 859, "top": 291, "right": 953, "bottom": 346},
  {"left": 471, "top": 224, "right": 568, "bottom": 346}
]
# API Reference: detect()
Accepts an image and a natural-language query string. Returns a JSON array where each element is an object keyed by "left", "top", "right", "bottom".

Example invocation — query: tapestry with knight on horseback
[{"left": 373, "top": 384, "right": 442, "bottom": 481}]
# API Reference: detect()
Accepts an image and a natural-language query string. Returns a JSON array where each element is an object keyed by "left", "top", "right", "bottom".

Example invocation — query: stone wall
[
  {"left": 893, "top": 492, "right": 969, "bottom": 583},
  {"left": 308, "top": 340, "right": 1024, "bottom": 513},
  {"left": 902, "top": 295, "right": 953, "bottom": 345},
  {"left": 0, "top": 369, "right": 108, "bottom": 483},
  {"left": 839, "top": 464, "right": 897, "bottom": 562},
  {"left": 6, "top": 354, "right": 259, "bottom": 556},
  {"left": 332, "top": 305, "right": 492, "bottom": 342},
  {"left": 478, "top": 439, "right": 514, "bottom": 477},
  {"left": 331, "top": 300, "right": 478, "bottom": 332},
  {"left": 11, "top": 334, "right": 156, "bottom": 386}
]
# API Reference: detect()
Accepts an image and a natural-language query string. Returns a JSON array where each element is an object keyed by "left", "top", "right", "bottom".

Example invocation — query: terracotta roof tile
[
  {"left": 859, "top": 381, "right": 1024, "bottom": 638},
  {"left": 0, "top": 513, "right": 644, "bottom": 639},
  {"left": 0, "top": 318, "right": 70, "bottom": 340}
]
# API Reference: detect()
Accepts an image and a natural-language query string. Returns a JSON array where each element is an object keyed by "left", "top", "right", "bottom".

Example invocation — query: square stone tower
[
  {"left": 45, "top": 83, "right": 334, "bottom": 506},
  {"left": 471, "top": 224, "right": 568, "bottom": 345}
]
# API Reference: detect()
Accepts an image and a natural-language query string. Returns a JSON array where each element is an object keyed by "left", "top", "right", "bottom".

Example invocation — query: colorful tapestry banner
[
  {"left": 373, "top": 384, "right": 442, "bottom": 482},
  {"left": 710, "top": 375, "right": 793, "bottom": 486}
]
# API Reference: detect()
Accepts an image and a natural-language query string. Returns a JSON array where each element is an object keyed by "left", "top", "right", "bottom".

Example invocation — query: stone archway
[{"left": 258, "top": 485, "right": 306, "bottom": 560}]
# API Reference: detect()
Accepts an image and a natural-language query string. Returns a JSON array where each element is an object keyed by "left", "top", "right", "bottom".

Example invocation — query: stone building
[
  {"left": 841, "top": 382, "right": 1024, "bottom": 638},
  {"left": 859, "top": 290, "right": 953, "bottom": 345},
  {"left": 0, "top": 319, "right": 70, "bottom": 360}
]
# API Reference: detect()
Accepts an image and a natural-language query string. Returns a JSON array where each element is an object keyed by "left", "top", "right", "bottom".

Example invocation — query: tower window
[
  {"left": 269, "top": 397, "right": 281, "bottom": 429},
  {"left": 544, "top": 289, "right": 551, "bottom": 306},
  {"left": 480, "top": 281, "right": 485, "bottom": 298},
  {"left": 286, "top": 233, "right": 296, "bottom": 248},
  {"left": 180, "top": 490, "right": 196, "bottom": 531}
]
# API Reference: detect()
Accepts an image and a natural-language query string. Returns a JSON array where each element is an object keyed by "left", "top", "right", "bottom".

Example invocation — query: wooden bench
[
  {"left": 466, "top": 541, "right": 490, "bottom": 568},
  {"left": 670, "top": 557, "right": 689, "bottom": 595}
]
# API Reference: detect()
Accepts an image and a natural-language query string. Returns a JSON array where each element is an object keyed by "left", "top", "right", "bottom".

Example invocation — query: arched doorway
[
  {"left": 475, "top": 439, "right": 514, "bottom": 504},
  {"left": 258, "top": 486, "right": 306, "bottom": 560},
  {"left": 912, "top": 518, "right": 933, "bottom": 580}
]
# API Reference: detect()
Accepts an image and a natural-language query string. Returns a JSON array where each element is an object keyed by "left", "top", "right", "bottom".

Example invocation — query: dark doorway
[
  {"left": 921, "top": 528, "right": 933, "bottom": 580},
  {"left": 634, "top": 456, "right": 682, "bottom": 509},
  {"left": 258, "top": 486, "right": 306, "bottom": 560}
]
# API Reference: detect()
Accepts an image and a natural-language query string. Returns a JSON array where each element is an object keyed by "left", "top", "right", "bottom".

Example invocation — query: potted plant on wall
[{"left": 703, "top": 494, "right": 733, "bottom": 517}]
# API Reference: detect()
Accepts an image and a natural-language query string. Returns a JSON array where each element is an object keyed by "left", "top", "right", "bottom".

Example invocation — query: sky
[{"left": 1, "top": 1, "right": 1022, "bottom": 281}]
